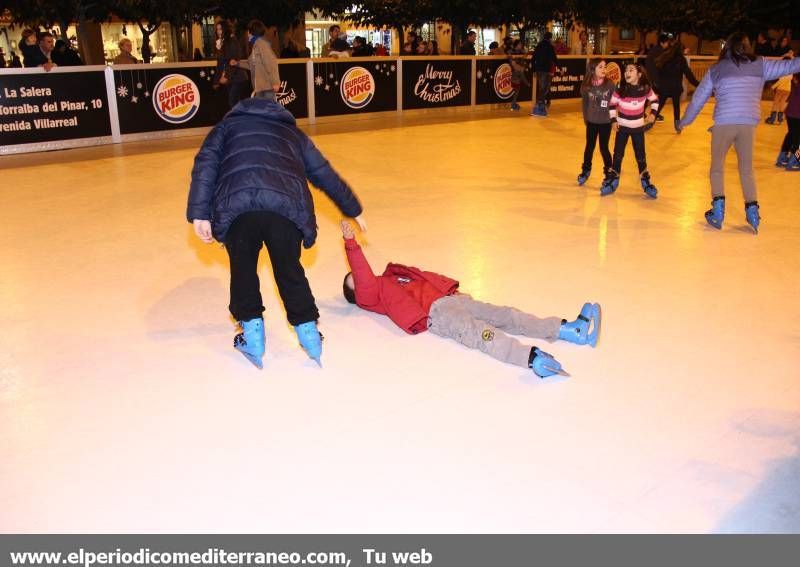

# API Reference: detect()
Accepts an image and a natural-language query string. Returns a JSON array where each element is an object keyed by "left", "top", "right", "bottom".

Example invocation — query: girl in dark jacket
[
  {"left": 213, "top": 21, "right": 251, "bottom": 108},
  {"left": 654, "top": 42, "right": 699, "bottom": 132},
  {"left": 577, "top": 59, "right": 616, "bottom": 185}
]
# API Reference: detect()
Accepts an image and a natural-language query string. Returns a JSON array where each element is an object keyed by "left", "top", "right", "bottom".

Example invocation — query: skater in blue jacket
[{"left": 187, "top": 99, "right": 366, "bottom": 368}]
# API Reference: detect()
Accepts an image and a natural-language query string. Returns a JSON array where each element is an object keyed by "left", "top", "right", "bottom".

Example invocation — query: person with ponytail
[{"left": 679, "top": 32, "right": 800, "bottom": 233}]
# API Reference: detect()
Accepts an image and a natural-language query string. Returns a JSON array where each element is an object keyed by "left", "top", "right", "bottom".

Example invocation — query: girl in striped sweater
[{"left": 601, "top": 63, "right": 660, "bottom": 198}]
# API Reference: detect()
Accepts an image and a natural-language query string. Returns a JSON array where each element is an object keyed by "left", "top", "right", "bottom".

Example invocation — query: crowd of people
[{"left": 0, "top": 29, "right": 84, "bottom": 69}]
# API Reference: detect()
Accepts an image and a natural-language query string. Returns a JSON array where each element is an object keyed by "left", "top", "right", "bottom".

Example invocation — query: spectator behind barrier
[
  {"left": 24, "top": 31, "right": 57, "bottom": 71},
  {"left": 114, "top": 38, "right": 139, "bottom": 64},
  {"left": 53, "top": 39, "right": 82, "bottom": 66},
  {"left": 459, "top": 30, "right": 477, "bottom": 55}
]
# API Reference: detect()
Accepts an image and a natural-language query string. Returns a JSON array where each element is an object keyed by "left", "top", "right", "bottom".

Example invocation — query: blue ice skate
[
  {"left": 640, "top": 172, "right": 658, "bottom": 199},
  {"left": 530, "top": 102, "right": 547, "bottom": 117},
  {"left": 577, "top": 167, "right": 591, "bottom": 186},
  {"left": 295, "top": 321, "right": 322, "bottom": 366},
  {"left": 745, "top": 201, "right": 760, "bottom": 234},
  {"left": 765, "top": 111, "right": 777, "bottom": 125},
  {"left": 600, "top": 172, "right": 619, "bottom": 196},
  {"left": 559, "top": 302, "right": 601, "bottom": 348},
  {"left": 704, "top": 196, "right": 725, "bottom": 230},
  {"left": 776, "top": 151, "right": 791, "bottom": 167},
  {"left": 234, "top": 318, "right": 265, "bottom": 369},
  {"left": 528, "top": 347, "right": 569, "bottom": 378},
  {"left": 510, "top": 102, "right": 521, "bottom": 111},
  {"left": 786, "top": 153, "right": 800, "bottom": 171}
]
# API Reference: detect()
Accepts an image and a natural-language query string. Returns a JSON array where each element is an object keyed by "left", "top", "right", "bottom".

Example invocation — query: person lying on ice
[{"left": 339, "top": 220, "right": 600, "bottom": 378}]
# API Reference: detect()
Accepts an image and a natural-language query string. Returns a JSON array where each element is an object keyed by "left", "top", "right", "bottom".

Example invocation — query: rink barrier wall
[{"left": 0, "top": 55, "right": 717, "bottom": 155}]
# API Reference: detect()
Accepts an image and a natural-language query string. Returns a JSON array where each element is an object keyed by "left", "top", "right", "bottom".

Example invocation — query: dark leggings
[
  {"left": 582, "top": 122, "right": 612, "bottom": 172},
  {"left": 612, "top": 128, "right": 648, "bottom": 175},
  {"left": 781, "top": 117, "right": 800, "bottom": 154},
  {"left": 657, "top": 93, "right": 681, "bottom": 121},
  {"left": 224, "top": 211, "right": 319, "bottom": 325}
]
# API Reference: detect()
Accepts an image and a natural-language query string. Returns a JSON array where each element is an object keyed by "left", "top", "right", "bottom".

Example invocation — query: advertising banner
[
  {"left": 475, "top": 57, "right": 533, "bottom": 105},
  {"left": 0, "top": 69, "right": 111, "bottom": 148},
  {"left": 313, "top": 60, "right": 397, "bottom": 117},
  {"left": 115, "top": 62, "right": 309, "bottom": 135},
  {"left": 549, "top": 57, "right": 588, "bottom": 100},
  {"left": 603, "top": 57, "right": 636, "bottom": 87},
  {"left": 401, "top": 59, "right": 472, "bottom": 109},
  {"left": 275, "top": 62, "right": 309, "bottom": 119}
]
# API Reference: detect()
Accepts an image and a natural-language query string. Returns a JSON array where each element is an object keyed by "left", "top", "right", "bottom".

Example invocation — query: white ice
[{"left": 1, "top": 100, "right": 798, "bottom": 533}]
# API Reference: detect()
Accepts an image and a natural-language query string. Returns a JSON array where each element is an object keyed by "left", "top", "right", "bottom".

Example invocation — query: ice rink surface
[{"left": 1, "top": 100, "right": 798, "bottom": 533}]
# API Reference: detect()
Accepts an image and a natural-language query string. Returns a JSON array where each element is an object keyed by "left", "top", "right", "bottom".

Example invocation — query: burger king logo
[
  {"left": 340, "top": 66, "right": 375, "bottom": 109},
  {"left": 605, "top": 62, "right": 622, "bottom": 86},
  {"left": 493, "top": 63, "right": 514, "bottom": 99},
  {"left": 153, "top": 74, "right": 200, "bottom": 124}
]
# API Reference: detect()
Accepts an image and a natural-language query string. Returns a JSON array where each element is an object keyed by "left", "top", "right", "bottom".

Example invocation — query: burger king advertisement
[
  {"left": 475, "top": 58, "right": 533, "bottom": 105},
  {"left": 114, "top": 62, "right": 309, "bottom": 135},
  {"left": 313, "top": 61, "right": 397, "bottom": 117}
]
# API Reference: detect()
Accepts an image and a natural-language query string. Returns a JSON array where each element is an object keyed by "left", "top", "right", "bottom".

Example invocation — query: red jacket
[{"left": 344, "top": 239, "right": 459, "bottom": 334}]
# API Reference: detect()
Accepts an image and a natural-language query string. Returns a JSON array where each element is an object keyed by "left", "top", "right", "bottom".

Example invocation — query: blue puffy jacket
[{"left": 187, "top": 99, "right": 363, "bottom": 246}]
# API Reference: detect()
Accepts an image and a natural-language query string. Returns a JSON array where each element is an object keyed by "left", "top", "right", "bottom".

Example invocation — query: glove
[{"left": 529, "top": 347, "right": 563, "bottom": 378}]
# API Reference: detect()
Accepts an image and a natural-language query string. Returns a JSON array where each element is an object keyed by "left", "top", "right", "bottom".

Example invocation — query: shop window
[{"left": 619, "top": 29, "right": 635, "bottom": 41}]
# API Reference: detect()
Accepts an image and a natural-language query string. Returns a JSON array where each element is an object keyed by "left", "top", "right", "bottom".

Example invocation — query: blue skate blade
[{"left": 235, "top": 346, "right": 263, "bottom": 369}]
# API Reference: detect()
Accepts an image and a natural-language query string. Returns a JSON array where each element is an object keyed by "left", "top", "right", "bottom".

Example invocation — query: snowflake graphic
[
  {"left": 390, "top": 65, "right": 396, "bottom": 72},
  {"left": 136, "top": 82, "right": 142, "bottom": 89},
  {"left": 199, "top": 70, "right": 207, "bottom": 78},
  {"left": 324, "top": 84, "right": 330, "bottom": 91},
  {"left": 314, "top": 75, "right": 323, "bottom": 86},
  {"left": 131, "top": 95, "right": 138, "bottom": 103},
  {"left": 477, "top": 70, "right": 483, "bottom": 80},
  {"left": 117, "top": 85, "right": 129, "bottom": 98}
]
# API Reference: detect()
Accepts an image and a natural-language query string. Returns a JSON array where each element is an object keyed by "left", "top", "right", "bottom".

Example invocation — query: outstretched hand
[
  {"left": 340, "top": 219, "right": 356, "bottom": 240},
  {"left": 354, "top": 214, "right": 367, "bottom": 232}
]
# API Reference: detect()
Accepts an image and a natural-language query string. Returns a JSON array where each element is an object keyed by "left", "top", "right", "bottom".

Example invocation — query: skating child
[
  {"left": 601, "top": 63, "right": 660, "bottom": 198},
  {"left": 187, "top": 98, "right": 366, "bottom": 369},
  {"left": 508, "top": 40, "right": 530, "bottom": 111},
  {"left": 766, "top": 55, "right": 795, "bottom": 125},
  {"left": 776, "top": 73, "right": 800, "bottom": 169},
  {"left": 577, "top": 59, "right": 616, "bottom": 185},
  {"left": 340, "top": 221, "right": 601, "bottom": 378}
]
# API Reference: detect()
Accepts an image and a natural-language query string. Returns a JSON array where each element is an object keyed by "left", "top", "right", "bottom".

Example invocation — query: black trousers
[
  {"left": 227, "top": 80, "right": 251, "bottom": 109},
  {"left": 612, "top": 128, "right": 648, "bottom": 175},
  {"left": 657, "top": 93, "right": 681, "bottom": 121},
  {"left": 224, "top": 211, "right": 319, "bottom": 326},
  {"left": 582, "top": 122, "right": 612, "bottom": 172},
  {"left": 781, "top": 117, "right": 800, "bottom": 153}
]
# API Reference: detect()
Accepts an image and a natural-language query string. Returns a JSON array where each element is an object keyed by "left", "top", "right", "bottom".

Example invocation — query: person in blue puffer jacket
[
  {"left": 679, "top": 32, "right": 800, "bottom": 233},
  {"left": 187, "top": 98, "right": 366, "bottom": 369}
]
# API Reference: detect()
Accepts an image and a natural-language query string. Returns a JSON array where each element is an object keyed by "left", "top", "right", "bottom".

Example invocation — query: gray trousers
[
  {"left": 428, "top": 294, "right": 562, "bottom": 369},
  {"left": 710, "top": 125, "right": 757, "bottom": 202}
]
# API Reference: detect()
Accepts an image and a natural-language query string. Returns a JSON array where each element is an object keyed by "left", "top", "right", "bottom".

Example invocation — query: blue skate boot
[
  {"left": 294, "top": 321, "right": 322, "bottom": 366},
  {"left": 776, "top": 151, "right": 791, "bottom": 167},
  {"left": 528, "top": 347, "right": 569, "bottom": 378},
  {"left": 745, "top": 201, "right": 760, "bottom": 234},
  {"left": 786, "top": 152, "right": 800, "bottom": 171},
  {"left": 704, "top": 196, "right": 725, "bottom": 229},
  {"left": 600, "top": 170, "right": 620, "bottom": 196},
  {"left": 640, "top": 171, "right": 658, "bottom": 198},
  {"left": 234, "top": 318, "right": 265, "bottom": 369},
  {"left": 510, "top": 102, "right": 521, "bottom": 111},
  {"left": 530, "top": 101, "right": 547, "bottom": 117},
  {"left": 559, "top": 302, "right": 602, "bottom": 347},
  {"left": 765, "top": 111, "right": 777, "bottom": 124},
  {"left": 577, "top": 167, "right": 591, "bottom": 186}
]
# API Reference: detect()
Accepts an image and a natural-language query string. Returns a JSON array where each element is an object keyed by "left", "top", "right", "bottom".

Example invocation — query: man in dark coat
[
  {"left": 187, "top": 99, "right": 366, "bottom": 369},
  {"left": 645, "top": 33, "right": 672, "bottom": 121},
  {"left": 531, "top": 32, "right": 558, "bottom": 116}
]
